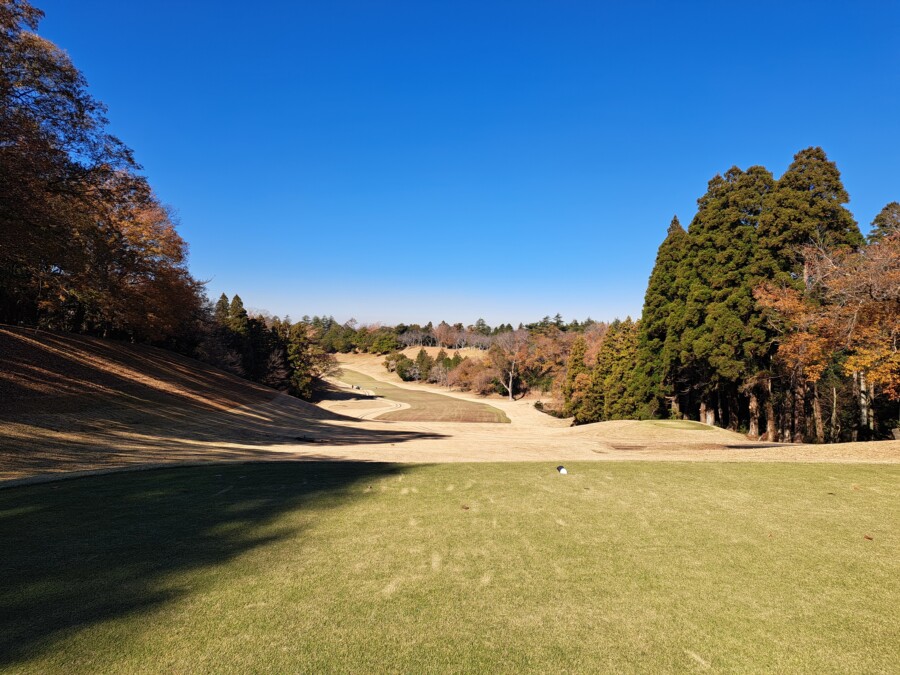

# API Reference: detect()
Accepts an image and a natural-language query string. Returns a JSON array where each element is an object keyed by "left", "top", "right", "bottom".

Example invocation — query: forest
[{"left": 1, "top": 0, "right": 897, "bottom": 441}]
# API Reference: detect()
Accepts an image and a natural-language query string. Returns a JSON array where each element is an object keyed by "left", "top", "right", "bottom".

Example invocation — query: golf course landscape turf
[
  {"left": 2, "top": 461, "right": 898, "bottom": 673},
  {"left": 333, "top": 368, "right": 510, "bottom": 423}
]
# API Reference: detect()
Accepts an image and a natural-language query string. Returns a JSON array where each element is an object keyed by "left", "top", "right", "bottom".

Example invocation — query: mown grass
[
  {"left": 646, "top": 420, "right": 715, "bottom": 431},
  {"left": 2, "top": 461, "right": 898, "bottom": 673},
  {"left": 336, "top": 368, "right": 510, "bottom": 423}
]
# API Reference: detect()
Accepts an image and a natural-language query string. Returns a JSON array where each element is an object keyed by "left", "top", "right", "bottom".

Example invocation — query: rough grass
[
  {"left": 2, "top": 461, "right": 897, "bottom": 673},
  {"left": 645, "top": 419, "right": 716, "bottom": 431},
  {"left": 336, "top": 368, "right": 510, "bottom": 423}
]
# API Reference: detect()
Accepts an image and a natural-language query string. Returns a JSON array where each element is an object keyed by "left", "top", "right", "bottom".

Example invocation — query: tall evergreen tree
[
  {"left": 868, "top": 202, "right": 900, "bottom": 244},
  {"left": 756, "top": 147, "right": 863, "bottom": 286},
  {"left": 603, "top": 318, "right": 640, "bottom": 420},
  {"left": 214, "top": 293, "right": 230, "bottom": 324},
  {"left": 573, "top": 319, "right": 639, "bottom": 423},
  {"left": 631, "top": 216, "right": 689, "bottom": 418},
  {"left": 561, "top": 335, "right": 589, "bottom": 416},
  {"left": 228, "top": 294, "right": 249, "bottom": 335}
]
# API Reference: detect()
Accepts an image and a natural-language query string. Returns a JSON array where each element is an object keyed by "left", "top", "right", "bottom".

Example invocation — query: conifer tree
[
  {"left": 562, "top": 335, "right": 589, "bottom": 416},
  {"left": 574, "top": 319, "right": 639, "bottom": 423},
  {"left": 756, "top": 147, "right": 863, "bottom": 286},
  {"left": 631, "top": 216, "right": 689, "bottom": 418},
  {"left": 214, "top": 293, "right": 230, "bottom": 324},
  {"left": 603, "top": 318, "right": 640, "bottom": 420},
  {"left": 868, "top": 202, "right": 900, "bottom": 243},
  {"left": 415, "top": 348, "right": 434, "bottom": 382},
  {"left": 228, "top": 294, "right": 249, "bottom": 335}
]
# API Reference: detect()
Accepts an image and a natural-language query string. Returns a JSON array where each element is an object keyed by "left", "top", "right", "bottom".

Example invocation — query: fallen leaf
[{"left": 864, "top": 535, "right": 874, "bottom": 541}]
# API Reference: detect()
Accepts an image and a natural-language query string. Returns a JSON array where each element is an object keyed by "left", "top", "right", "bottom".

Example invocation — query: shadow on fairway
[
  {"left": 0, "top": 461, "right": 403, "bottom": 667},
  {"left": 0, "top": 393, "right": 447, "bottom": 479}
]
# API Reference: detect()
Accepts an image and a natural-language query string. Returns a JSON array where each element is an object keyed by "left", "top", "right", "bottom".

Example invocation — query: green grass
[
  {"left": 645, "top": 419, "right": 715, "bottom": 430},
  {"left": 2, "top": 462, "right": 898, "bottom": 673},
  {"left": 336, "top": 368, "right": 510, "bottom": 423}
]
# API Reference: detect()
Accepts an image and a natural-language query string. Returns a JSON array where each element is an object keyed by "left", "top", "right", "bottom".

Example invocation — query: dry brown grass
[
  {"left": 332, "top": 368, "right": 509, "bottom": 423},
  {"left": 2, "top": 327, "right": 899, "bottom": 485}
]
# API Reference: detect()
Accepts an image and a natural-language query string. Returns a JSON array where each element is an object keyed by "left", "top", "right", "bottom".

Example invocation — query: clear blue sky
[{"left": 39, "top": 1, "right": 900, "bottom": 326}]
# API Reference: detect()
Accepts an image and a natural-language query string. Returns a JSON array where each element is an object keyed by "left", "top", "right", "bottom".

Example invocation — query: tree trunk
[
  {"left": 748, "top": 389, "right": 759, "bottom": 439},
  {"left": 868, "top": 380, "right": 876, "bottom": 434},
  {"left": 727, "top": 391, "right": 739, "bottom": 432},
  {"left": 702, "top": 400, "right": 715, "bottom": 426},
  {"left": 854, "top": 371, "right": 871, "bottom": 440},
  {"left": 858, "top": 372, "right": 868, "bottom": 430},
  {"left": 792, "top": 381, "right": 805, "bottom": 443},
  {"left": 765, "top": 379, "right": 776, "bottom": 442},
  {"left": 812, "top": 382, "right": 825, "bottom": 444},
  {"left": 830, "top": 387, "right": 839, "bottom": 442}
]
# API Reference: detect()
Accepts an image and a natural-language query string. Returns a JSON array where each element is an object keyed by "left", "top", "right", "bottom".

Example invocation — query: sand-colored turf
[
  {"left": 324, "top": 368, "right": 510, "bottom": 423},
  {"left": 2, "top": 327, "right": 900, "bottom": 485}
]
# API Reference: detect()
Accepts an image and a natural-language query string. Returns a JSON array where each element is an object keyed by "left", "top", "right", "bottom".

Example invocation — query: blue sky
[{"left": 39, "top": 1, "right": 900, "bottom": 326}]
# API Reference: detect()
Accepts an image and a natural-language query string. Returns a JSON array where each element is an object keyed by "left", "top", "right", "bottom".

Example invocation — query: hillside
[
  {"left": 1, "top": 326, "right": 277, "bottom": 416},
  {"left": 0, "top": 327, "right": 436, "bottom": 481}
]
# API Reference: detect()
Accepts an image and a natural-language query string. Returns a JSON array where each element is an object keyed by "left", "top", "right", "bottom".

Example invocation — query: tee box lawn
[{"left": 1, "top": 461, "right": 897, "bottom": 672}]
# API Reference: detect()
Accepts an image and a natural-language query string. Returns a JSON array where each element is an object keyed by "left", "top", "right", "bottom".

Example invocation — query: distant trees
[{"left": 199, "top": 297, "right": 337, "bottom": 399}]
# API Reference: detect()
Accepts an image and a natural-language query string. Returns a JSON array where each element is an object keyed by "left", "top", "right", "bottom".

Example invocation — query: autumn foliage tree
[
  {"left": 757, "top": 231, "right": 900, "bottom": 437},
  {"left": 0, "top": 0, "right": 204, "bottom": 340}
]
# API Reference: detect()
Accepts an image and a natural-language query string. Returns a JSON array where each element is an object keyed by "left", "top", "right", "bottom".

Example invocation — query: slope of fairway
[
  {"left": 2, "top": 461, "right": 898, "bottom": 672},
  {"left": 0, "top": 326, "right": 277, "bottom": 415},
  {"left": 0, "top": 327, "right": 447, "bottom": 480},
  {"left": 333, "top": 368, "right": 510, "bottom": 423}
]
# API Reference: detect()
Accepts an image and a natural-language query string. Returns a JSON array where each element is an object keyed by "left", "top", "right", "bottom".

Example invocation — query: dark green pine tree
[
  {"left": 214, "top": 293, "right": 230, "bottom": 324},
  {"left": 415, "top": 348, "right": 434, "bottom": 381},
  {"left": 670, "top": 166, "right": 776, "bottom": 428},
  {"left": 575, "top": 340, "right": 609, "bottom": 425},
  {"left": 756, "top": 147, "right": 864, "bottom": 286},
  {"left": 630, "top": 216, "right": 689, "bottom": 419},
  {"left": 228, "top": 294, "right": 249, "bottom": 336},
  {"left": 561, "top": 335, "right": 589, "bottom": 416},
  {"left": 575, "top": 319, "right": 639, "bottom": 423},
  {"left": 603, "top": 317, "right": 640, "bottom": 420},
  {"left": 868, "top": 201, "right": 900, "bottom": 243}
]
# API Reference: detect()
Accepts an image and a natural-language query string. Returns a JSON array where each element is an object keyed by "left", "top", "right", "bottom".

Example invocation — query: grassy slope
[
  {"left": 336, "top": 368, "right": 510, "bottom": 423},
  {"left": 2, "top": 461, "right": 897, "bottom": 673}
]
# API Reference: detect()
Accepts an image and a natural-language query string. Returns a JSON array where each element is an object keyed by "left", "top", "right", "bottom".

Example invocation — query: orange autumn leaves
[{"left": 756, "top": 233, "right": 900, "bottom": 399}]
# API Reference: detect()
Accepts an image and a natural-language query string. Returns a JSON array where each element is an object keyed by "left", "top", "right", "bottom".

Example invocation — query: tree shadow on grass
[
  {"left": 0, "top": 392, "right": 447, "bottom": 480},
  {"left": 0, "top": 461, "right": 403, "bottom": 668}
]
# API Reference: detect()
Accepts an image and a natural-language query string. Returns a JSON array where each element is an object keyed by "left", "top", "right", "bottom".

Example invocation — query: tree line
[{"left": 559, "top": 149, "right": 898, "bottom": 441}]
